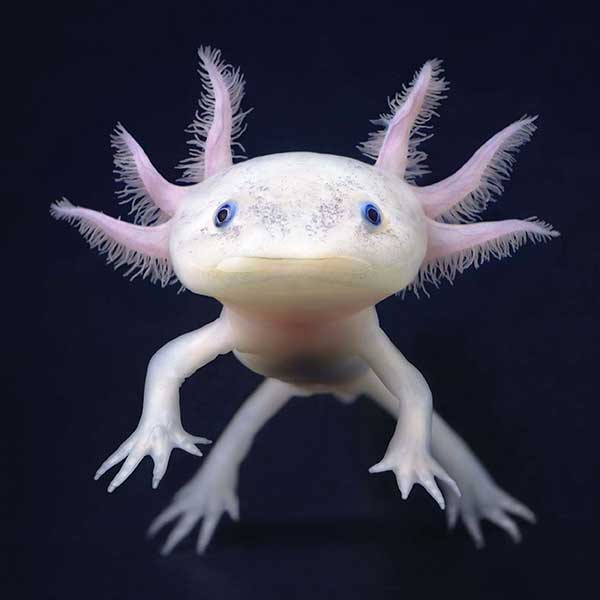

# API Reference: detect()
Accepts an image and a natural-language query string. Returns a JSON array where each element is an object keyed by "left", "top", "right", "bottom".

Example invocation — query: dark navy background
[{"left": 15, "top": 2, "right": 598, "bottom": 598}]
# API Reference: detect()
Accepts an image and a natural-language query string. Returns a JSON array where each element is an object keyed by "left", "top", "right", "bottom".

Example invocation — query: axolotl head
[
  {"left": 51, "top": 47, "right": 558, "bottom": 319},
  {"left": 170, "top": 152, "right": 426, "bottom": 315}
]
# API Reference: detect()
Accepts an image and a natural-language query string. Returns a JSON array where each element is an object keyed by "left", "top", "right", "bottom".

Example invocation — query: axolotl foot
[
  {"left": 369, "top": 448, "right": 460, "bottom": 510},
  {"left": 147, "top": 464, "right": 239, "bottom": 555},
  {"left": 94, "top": 423, "right": 211, "bottom": 492},
  {"left": 441, "top": 479, "right": 536, "bottom": 548}
]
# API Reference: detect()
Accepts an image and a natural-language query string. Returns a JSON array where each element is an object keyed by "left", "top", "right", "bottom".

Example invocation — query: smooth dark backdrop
[{"left": 15, "top": 2, "right": 598, "bottom": 599}]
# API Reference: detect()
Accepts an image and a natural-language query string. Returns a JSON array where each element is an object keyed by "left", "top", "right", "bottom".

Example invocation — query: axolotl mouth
[{"left": 214, "top": 256, "right": 373, "bottom": 283}]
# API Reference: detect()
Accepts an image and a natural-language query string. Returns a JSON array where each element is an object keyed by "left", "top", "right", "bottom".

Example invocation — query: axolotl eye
[
  {"left": 214, "top": 201, "right": 237, "bottom": 228},
  {"left": 361, "top": 202, "right": 382, "bottom": 226}
]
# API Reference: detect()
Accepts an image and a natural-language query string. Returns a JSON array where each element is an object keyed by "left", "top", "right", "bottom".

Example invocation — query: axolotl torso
[{"left": 52, "top": 47, "right": 557, "bottom": 554}]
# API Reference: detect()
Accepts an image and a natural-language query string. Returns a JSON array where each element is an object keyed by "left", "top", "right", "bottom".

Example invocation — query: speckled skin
[
  {"left": 171, "top": 152, "right": 426, "bottom": 319},
  {"left": 51, "top": 48, "right": 555, "bottom": 554}
]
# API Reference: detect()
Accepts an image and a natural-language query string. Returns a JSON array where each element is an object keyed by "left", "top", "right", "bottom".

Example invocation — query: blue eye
[
  {"left": 214, "top": 202, "right": 237, "bottom": 227},
  {"left": 361, "top": 202, "right": 382, "bottom": 226}
]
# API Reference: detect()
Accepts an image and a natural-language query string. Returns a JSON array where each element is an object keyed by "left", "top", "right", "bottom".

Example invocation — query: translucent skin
[{"left": 51, "top": 47, "right": 556, "bottom": 553}]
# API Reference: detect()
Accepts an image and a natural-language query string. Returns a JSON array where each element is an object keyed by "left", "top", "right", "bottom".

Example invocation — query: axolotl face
[
  {"left": 52, "top": 49, "right": 558, "bottom": 325},
  {"left": 170, "top": 152, "right": 427, "bottom": 317}
]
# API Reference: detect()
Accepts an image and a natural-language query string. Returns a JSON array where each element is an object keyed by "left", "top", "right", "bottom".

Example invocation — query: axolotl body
[{"left": 52, "top": 48, "right": 558, "bottom": 554}]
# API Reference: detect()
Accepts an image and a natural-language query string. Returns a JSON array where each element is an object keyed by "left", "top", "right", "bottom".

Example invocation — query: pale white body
[
  {"left": 98, "top": 153, "right": 536, "bottom": 553},
  {"left": 53, "top": 49, "right": 552, "bottom": 554}
]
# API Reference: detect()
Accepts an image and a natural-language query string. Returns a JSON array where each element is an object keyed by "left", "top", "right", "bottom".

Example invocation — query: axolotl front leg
[
  {"left": 358, "top": 320, "right": 460, "bottom": 508},
  {"left": 95, "top": 318, "right": 235, "bottom": 492},
  {"left": 360, "top": 371, "right": 536, "bottom": 547}
]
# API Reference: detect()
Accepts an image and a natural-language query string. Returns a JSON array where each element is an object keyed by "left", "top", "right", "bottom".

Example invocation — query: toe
[
  {"left": 147, "top": 504, "right": 182, "bottom": 538},
  {"left": 94, "top": 445, "right": 129, "bottom": 480},
  {"left": 368, "top": 460, "right": 391, "bottom": 474},
  {"left": 151, "top": 447, "right": 173, "bottom": 489},
  {"left": 196, "top": 513, "right": 221, "bottom": 554},
  {"left": 500, "top": 493, "right": 537, "bottom": 524},
  {"left": 445, "top": 497, "right": 459, "bottom": 530},
  {"left": 225, "top": 493, "right": 240, "bottom": 521},
  {"left": 430, "top": 459, "right": 460, "bottom": 497},
  {"left": 178, "top": 440, "right": 204, "bottom": 457},
  {"left": 107, "top": 449, "right": 145, "bottom": 493},
  {"left": 191, "top": 436, "right": 212, "bottom": 445},
  {"left": 418, "top": 473, "right": 445, "bottom": 510},
  {"left": 161, "top": 513, "right": 198, "bottom": 556},
  {"left": 395, "top": 473, "right": 414, "bottom": 500},
  {"left": 486, "top": 510, "right": 522, "bottom": 544},
  {"left": 463, "top": 514, "right": 485, "bottom": 549}
]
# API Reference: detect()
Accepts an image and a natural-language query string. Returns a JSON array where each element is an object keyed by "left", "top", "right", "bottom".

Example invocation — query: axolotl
[{"left": 51, "top": 47, "right": 558, "bottom": 554}]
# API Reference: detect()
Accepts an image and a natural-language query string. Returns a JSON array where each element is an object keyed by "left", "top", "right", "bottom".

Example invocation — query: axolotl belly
[
  {"left": 234, "top": 344, "right": 369, "bottom": 385},
  {"left": 229, "top": 307, "right": 372, "bottom": 385}
]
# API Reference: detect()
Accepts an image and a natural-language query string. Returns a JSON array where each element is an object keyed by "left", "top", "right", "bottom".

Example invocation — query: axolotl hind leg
[
  {"left": 358, "top": 371, "right": 536, "bottom": 548},
  {"left": 148, "top": 378, "right": 304, "bottom": 555}
]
